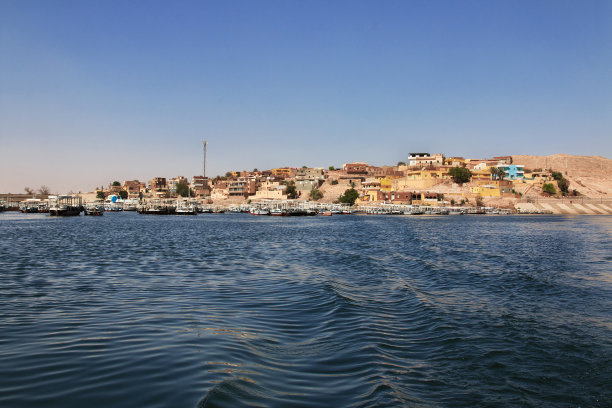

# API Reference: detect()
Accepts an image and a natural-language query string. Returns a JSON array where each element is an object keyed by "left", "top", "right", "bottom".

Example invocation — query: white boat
[
  {"left": 175, "top": 200, "right": 197, "bottom": 215},
  {"left": 250, "top": 208, "right": 270, "bottom": 215}
]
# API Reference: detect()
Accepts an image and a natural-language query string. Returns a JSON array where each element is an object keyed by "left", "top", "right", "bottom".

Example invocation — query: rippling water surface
[{"left": 1, "top": 213, "right": 611, "bottom": 407}]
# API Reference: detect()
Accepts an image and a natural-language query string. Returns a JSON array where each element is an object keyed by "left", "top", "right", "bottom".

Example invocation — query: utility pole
[{"left": 202, "top": 140, "right": 207, "bottom": 178}]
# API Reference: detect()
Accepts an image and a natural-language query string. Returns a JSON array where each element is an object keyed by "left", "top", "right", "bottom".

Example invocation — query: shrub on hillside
[{"left": 542, "top": 183, "right": 556, "bottom": 195}]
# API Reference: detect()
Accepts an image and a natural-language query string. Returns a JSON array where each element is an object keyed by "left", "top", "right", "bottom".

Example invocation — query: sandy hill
[{"left": 512, "top": 154, "right": 612, "bottom": 197}]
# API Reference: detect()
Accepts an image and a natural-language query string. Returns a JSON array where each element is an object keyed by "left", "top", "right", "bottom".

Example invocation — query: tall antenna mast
[{"left": 202, "top": 140, "right": 207, "bottom": 178}]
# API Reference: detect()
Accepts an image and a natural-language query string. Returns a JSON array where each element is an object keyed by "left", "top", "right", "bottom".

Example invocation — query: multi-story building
[
  {"left": 191, "top": 176, "right": 211, "bottom": 197},
  {"left": 167, "top": 176, "right": 189, "bottom": 195},
  {"left": 393, "top": 168, "right": 449, "bottom": 190},
  {"left": 148, "top": 177, "right": 168, "bottom": 198},
  {"left": 253, "top": 180, "right": 287, "bottom": 200},
  {"left": 123, "top": 180, "right": 142, "bottom": 199},
  {"left": 228, "top": 178, "right": 256, "bottom": 198},
  {"left": 343, "top": 162, "right": 369, "bottom": 175},
  {"left": 470, "top": 180, "right": 514, "bottom": 197},
  {"left": 408, "top": 153, "right": 445, "bottom": 167},
  {"left": 272, "top": 168, "right": 294, "bottom": 179},
  {"left": 296, "top": 167, "right": 324, "bottom": 180},
  {"left": 496, "top": 164, "right": 524, "bottom": 180}
]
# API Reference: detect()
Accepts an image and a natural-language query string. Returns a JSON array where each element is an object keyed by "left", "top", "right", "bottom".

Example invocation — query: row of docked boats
[
  {"left": 249, "top": 207, "right": 349, "bottom": 216},
  {"left": 3, "top": 196, "right": 515, "bottom": 217},
  {"left": 136, "top": 199, "right": 226, "bottom": 215}
]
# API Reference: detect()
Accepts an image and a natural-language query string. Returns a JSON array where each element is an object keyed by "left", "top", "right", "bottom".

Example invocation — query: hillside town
[
  {"left": 88, "top": 153, "right": 608, "bottom": 203},
  {"left": 3, "top": 153, "right": 611, "bottom": 215}
]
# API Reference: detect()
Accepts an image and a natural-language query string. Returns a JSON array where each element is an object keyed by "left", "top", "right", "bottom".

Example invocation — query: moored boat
[
  {"left": 49, "top": 195, "right": 83, "bottom": 216},
  {"left": 19, "top": 199, "right": 42, "bottom": 213},
  {"left": 175, "top": 200, "right": 197, "bottom": 215},
  {"left": 84, "top": 202, "right": 104, "bottom": 216},
  {"left": 250, "top": 208, "right": 270, "bottom": 215}
]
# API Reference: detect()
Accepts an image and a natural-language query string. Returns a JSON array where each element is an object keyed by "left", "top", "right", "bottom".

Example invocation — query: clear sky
[{"left": 1, "top": 0, "right": 610, "bottom": 193}]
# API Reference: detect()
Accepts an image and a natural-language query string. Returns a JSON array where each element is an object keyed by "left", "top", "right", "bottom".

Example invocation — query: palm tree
[{"left": 489, "top": 167, "right": 506, "bottom": 181}]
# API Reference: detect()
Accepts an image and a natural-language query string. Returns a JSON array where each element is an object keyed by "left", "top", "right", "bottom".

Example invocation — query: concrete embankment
[{"left": 516, "top": 199, "right": 612, "bottom": 215}]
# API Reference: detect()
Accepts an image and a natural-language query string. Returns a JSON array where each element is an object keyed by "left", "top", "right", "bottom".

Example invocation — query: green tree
[
  {"left": 225, "top": 171, "right": 233, "bottom": 178},
  {"left": 310, "top": 188, "right": 323, "bottom": 201},
  {"left": 96, "top": 191, "right": 106, "bottom": 200},
  {"left": 338, "top": 188, "right": 359, "bottom": 206},
  {"left": 119, "top": 190, "right": 128, "bottom": 200},
  {"left": 542, "top": 183, "right": 556, "bottom": 195},
  {"left": 176, "top": 182, "right": 191, "bottom": 197},
  {"left": 557, "top": 178, "right": 570, "bottom": 195},
  {"left": 448, "top": 167, "right": 472, "bottom": 184},
  {"left": 551, "top": 171, "right": 563, "bottom": 181},
  {"left": 329, "top": 166, "right": 335, "bottom": 171},
  {"left": 112, "top": 181, "right": 121, "bottom": 186},
  {"left": 397, "top": 161, "right": 406, "bottom": 166},
  {"left": 285, "top": 181, "right": 298, "bottom": 199},
  {"left": 330, "top": 179, "right": 339, "bottom": 185}
]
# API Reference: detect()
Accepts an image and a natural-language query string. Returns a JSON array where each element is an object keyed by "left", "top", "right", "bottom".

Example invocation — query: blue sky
[{"left": 1, "top": 0, "right": 610, "bottom": 193}]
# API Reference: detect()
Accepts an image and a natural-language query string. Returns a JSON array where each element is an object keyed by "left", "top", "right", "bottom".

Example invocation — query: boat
[
  {"left": 137, "top": 199, "right": 171, "bottom": 214},
  {"left": 19, "top": 199, "right": 42, "bottom": 213},
  {"left": 250, "top": 208, "right": 270, "bottom": 215},
  {"left": 84, "top": 203, "right": 104, "bottom": 216},
  {"left": 49, "top": 195, "right": 83, "bottom": 216},
  {"left": 175, "top": 200, "right": 197, "bottom": 215},
  {"left": 319, "top": 210, "right": 332, "bottom": 216},
  {"left": 270, "top": 208, "right": 287, "bottom": 216},
  {"left": 105, "top": 202, "right": 124, "bottom": 212}
]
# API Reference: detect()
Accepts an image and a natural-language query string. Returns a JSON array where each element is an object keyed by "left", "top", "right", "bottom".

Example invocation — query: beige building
[
  {"left": 254, "top": 181, "right": 287, "bottom": 200},
  {"left": 408, "top": 153, "right": 445, "bottom": 167}
]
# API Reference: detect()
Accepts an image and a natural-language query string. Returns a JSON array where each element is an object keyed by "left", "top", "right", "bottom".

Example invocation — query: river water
[{"left": 0, "top": 212, "right": 611, "bottom": 407}]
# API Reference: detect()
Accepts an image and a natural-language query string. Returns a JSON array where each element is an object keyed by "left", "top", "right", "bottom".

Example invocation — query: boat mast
[{"left": 202, "top": 140, "right": 207, "bottom": 178}]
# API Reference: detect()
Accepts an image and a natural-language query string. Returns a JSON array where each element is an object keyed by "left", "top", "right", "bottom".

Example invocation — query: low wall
[{"left": 516, "top": 198, "right": 612, "bottom": 215}]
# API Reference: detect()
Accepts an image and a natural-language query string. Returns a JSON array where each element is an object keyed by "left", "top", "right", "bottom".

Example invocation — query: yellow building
[
  {"left": 272, "top": 168, "right": 293, "bottom": 178},
  {"left": 411, "top": 192, "right": 441, "bottom": 206},
  {"left": 358, "top": 179, "right": 381, "bottom": 203},
  {"left": 393, "top": 169, "right": 449, "bottom": 190},
  {"left": 380, "top": 177, "right": 393, "bottom": 192},
  {"left": 471, "top": 169, "right": 494, "bottom": 183},
  {"left": 470, "top": 179, "right": 514, "bottom": 197},
  {"left": 470, "top": 185, "right": 501, "bottom": 197}
]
